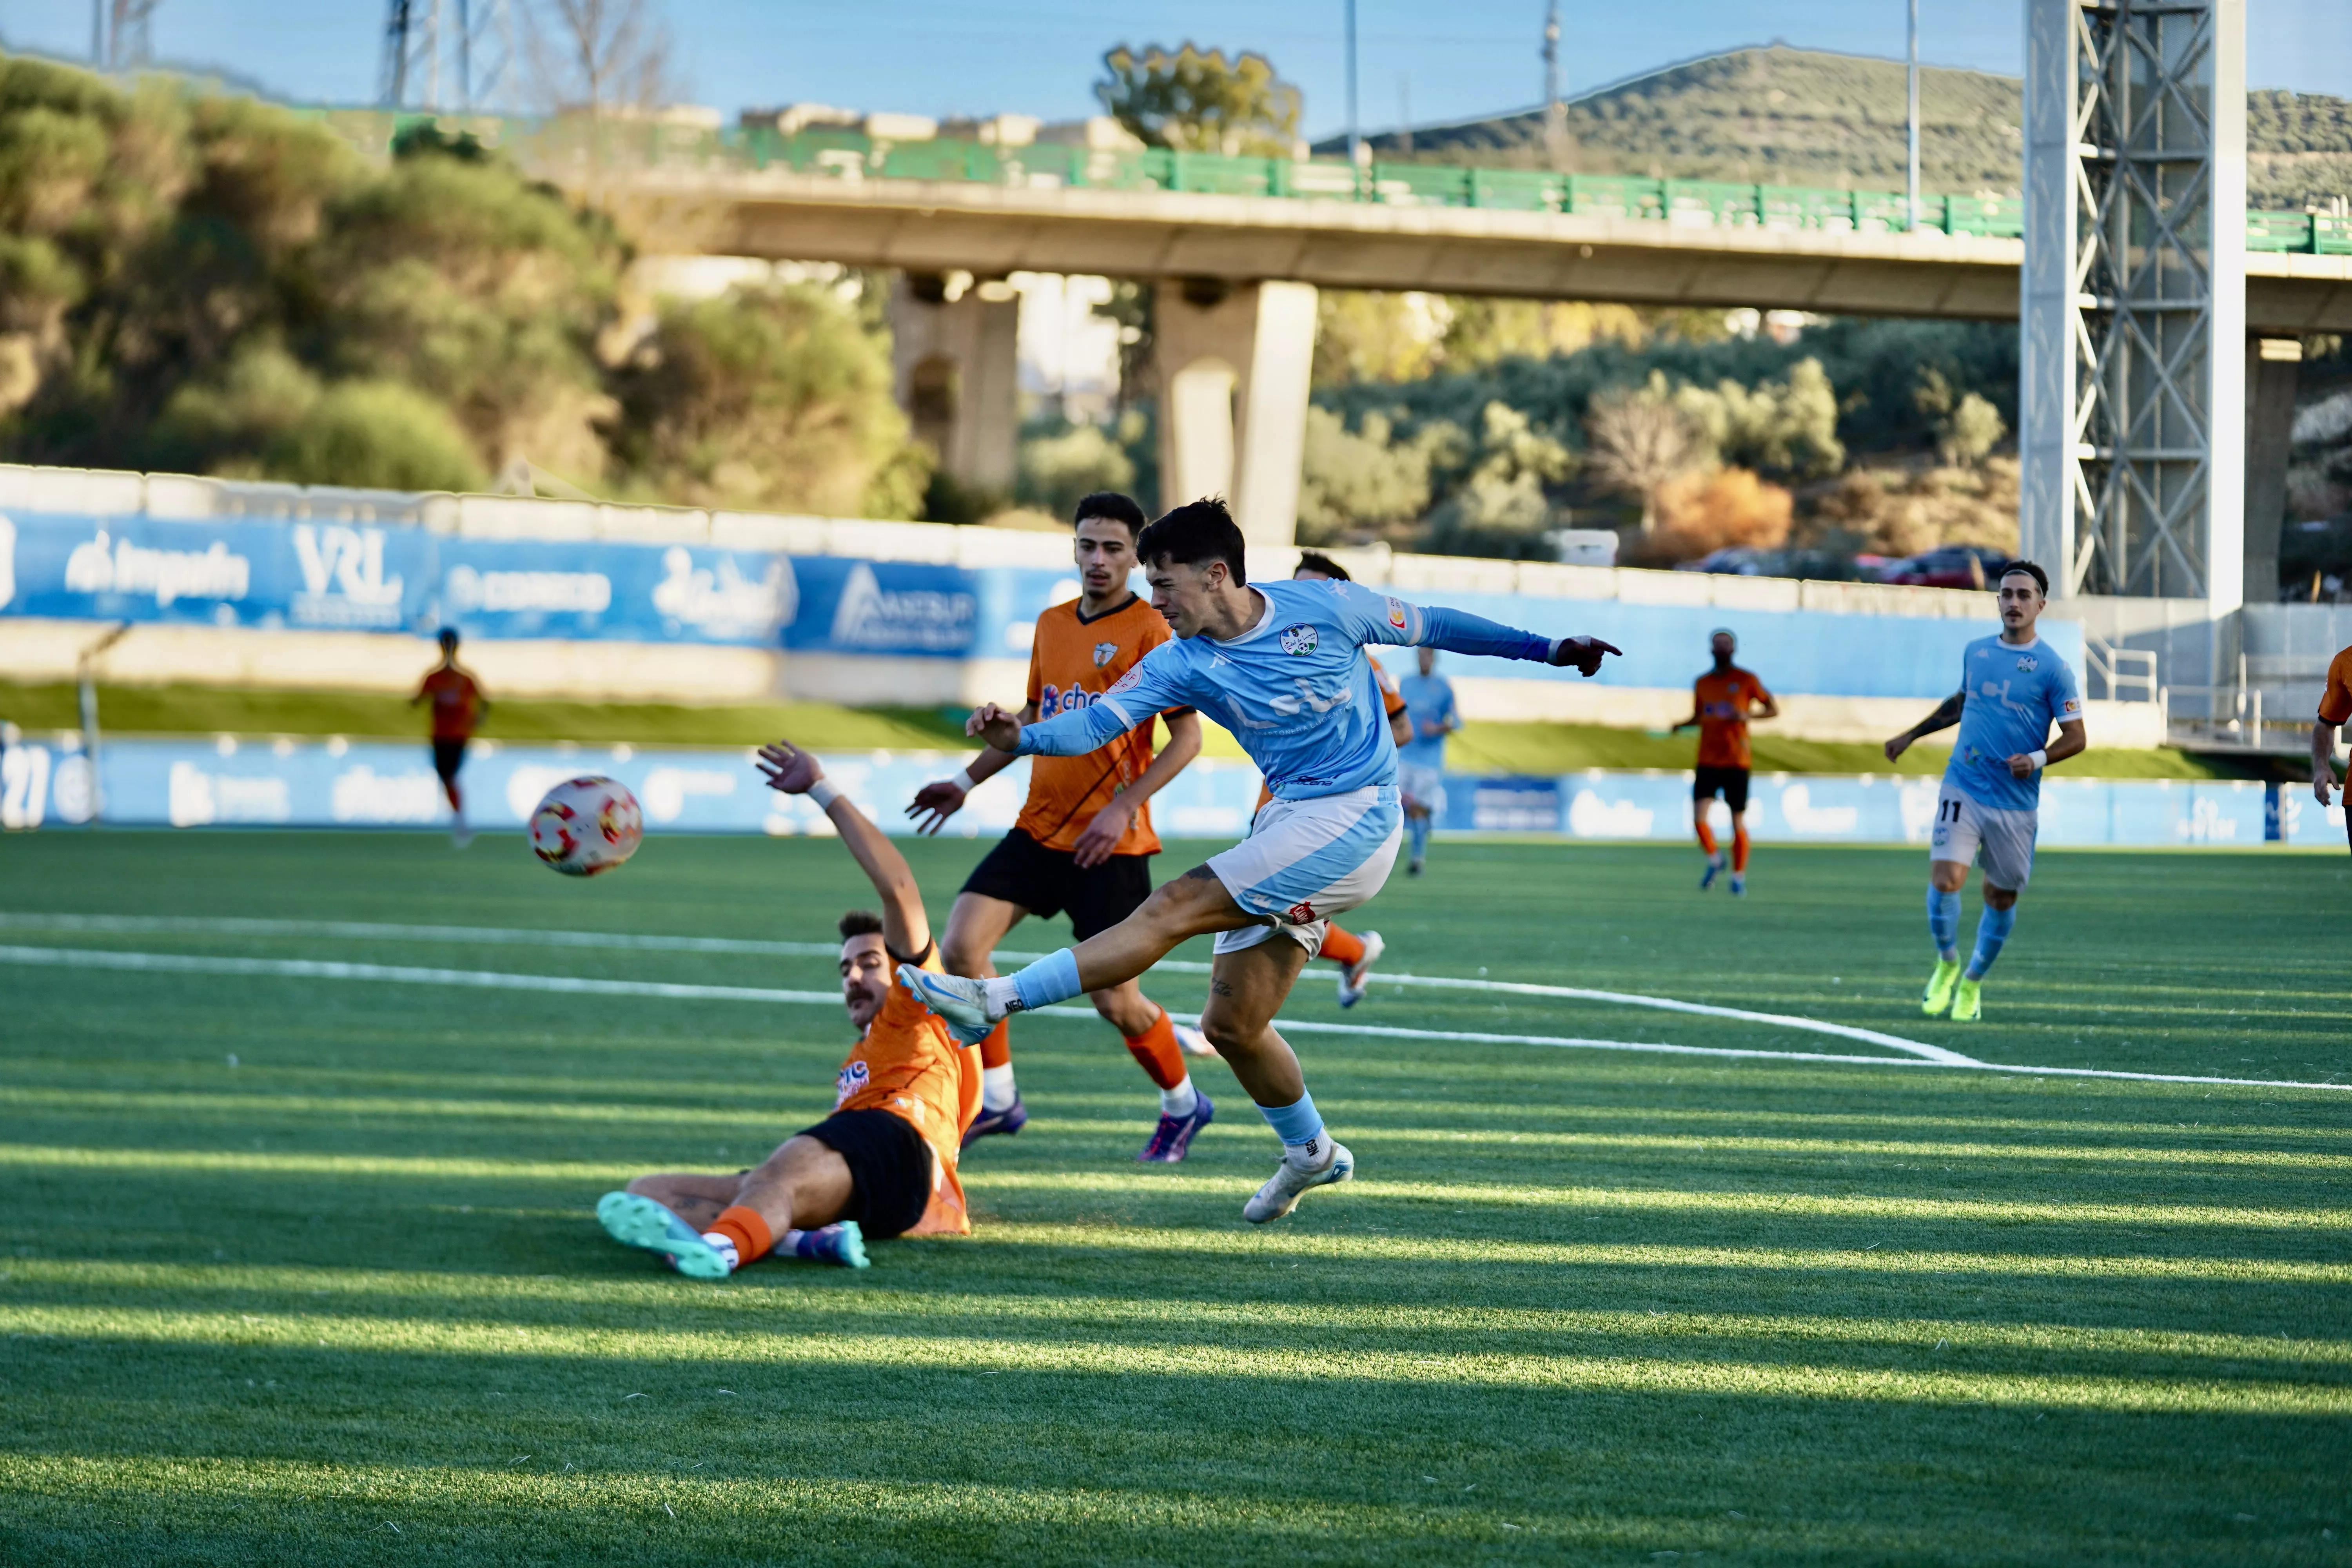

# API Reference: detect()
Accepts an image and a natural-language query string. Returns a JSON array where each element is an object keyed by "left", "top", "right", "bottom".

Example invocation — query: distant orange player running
[
  {"left": 2314, "top": 641, "right": 2352, "bottom": 854},
  {"left": 1673, "top": 628, "right": 1778, "bottom": 896},
  {"left": 594, "top": 738, "right": 982, "bottom": 1277},
  {"left": 1266, "top": 551, "right": 1408, "bottom": 1006},
  {"left": 907, "top": 492, "right": 1212, "bottom": 1163},
  {"left": 410, "top": 627, "right": 488, "bottom": 847}
]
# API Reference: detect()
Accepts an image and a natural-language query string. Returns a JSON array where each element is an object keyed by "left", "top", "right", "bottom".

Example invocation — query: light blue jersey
[
  {"left": 1396, "top": 672, "right": 1457, "bottom": 769},
  {"left": 1013, "top": 578, "right": 1555, "bottom": 800},
  {"left": 1946, "top": 633, "right": 2083, "bottom": 811}
]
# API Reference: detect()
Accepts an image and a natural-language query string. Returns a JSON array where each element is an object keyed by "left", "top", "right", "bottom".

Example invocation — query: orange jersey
[
  {"left": 417, "top": 666, "right": 484, "bottom": 740},
  {"left": 1693, "top": 667, "right": 1771, "bottom": 771},
  {"left": 1016, "top": 595, "right": 1182, "bottom": 855},
  {"left": 1259, "top": 657, "right": 1409, "bottom": 812},
  {"left": 832, "top": 947, "right": 982, "bottom": 1238},
  {"left": 2321, "top": 646, "right": 2352, "bottom": 726}
]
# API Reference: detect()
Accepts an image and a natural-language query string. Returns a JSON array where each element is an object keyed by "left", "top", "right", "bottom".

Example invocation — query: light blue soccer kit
[
  {"left": 1927, "top": 632, "right": 2083, "bottom": 978},
  {"left": 1013, "top": 577, "right": 1555, "bottom": 953}
]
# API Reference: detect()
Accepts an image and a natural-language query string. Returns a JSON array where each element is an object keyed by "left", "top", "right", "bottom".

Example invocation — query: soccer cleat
[
  {"left": 1699, "top": 854, "right": 1724, "bottom": 891},
  {"left": 1335, "top": 930, "right": 1386, "bottom": 1009},
  {"left": 1920, "top": 959, "right": 1961, "bottom": 1016},
  {"left": 596, "top": 1191, "right": 732, "bottom": 1280},
  {"left": 1173, "top": 1022, "right": 1216, "bottom": 1058},
  {"left": 1408, "top": 857, "right": 1425, "bottom": 878},
  {"left": 1137, "top": 1089, "right": 1214, "bottom": 1163},
  {"left": 961, "top": 1093, "right": 1027, "bottom": 1149},
  {"left": 1728, "top": 873, "right": 1746, "bottom": 898},
  {"left": 897, "top": 964, "right": 996, "bottom": 1045},
  {"left": 1243, "top": 1139, "right": 1355, "bottom": 1224},
  {"left": 1949, "top": 977, "right": 1983, "bottom": 1023},
  {"left": 791, "top": 1221, "right": 870, "bottom": 1268}
]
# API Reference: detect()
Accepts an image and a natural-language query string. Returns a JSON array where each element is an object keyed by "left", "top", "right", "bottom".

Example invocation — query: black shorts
[
  {"left": 795, "top": 1108, "right": 933, "bottom": 1240},
  {"left": 431, "top": 739, "right": 468, "bottom": 782},
  {"left": 960, "top": 828, "right": 1152, "bottom": 941},
  {"left": 1693, "top": 766, "right": 1751, "bottom": 814}
]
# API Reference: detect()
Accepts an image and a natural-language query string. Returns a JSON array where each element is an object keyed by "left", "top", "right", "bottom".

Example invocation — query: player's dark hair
[
  {"left": 837, "top": 910, "right": 884, "bottom": 942},
  {"left": 1996, "top": 559, "right": 2049, "bottom": 597},
  {"left": 1072, "top": 491, "right": 1147, "bottom": 536},
  {"left": 437, "top": 627, "right": 459, "bottom": 646},
  {"left": 1136, "top": 498, "right": 1247, "bottom": 585},
  {"left": 1294, "top": 550, "right": 1351, "bottom": 581}
]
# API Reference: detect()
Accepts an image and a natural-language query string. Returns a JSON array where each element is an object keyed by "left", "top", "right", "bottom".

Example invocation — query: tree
[
  {"left": 1585, "top": 381, "right": 1707, "bottom": 532},
  {"left": 525, "top": 0, "right": 676, "bottom": 118},
  {"left": 1670, "top": 357, "right": 1844, "bottom": 479},
  {"left": 1421, "top": 401, "right": 1575, "bottom": 558},
  {"left": 1296, "top": 406, "right": 1442, "bottom": 542},
  {"left": 1914, "top": 367, "right": 2005, "bottom": 466},
  {"left": 1096, "top": 44, "right": 1301, "bottom": 157}
]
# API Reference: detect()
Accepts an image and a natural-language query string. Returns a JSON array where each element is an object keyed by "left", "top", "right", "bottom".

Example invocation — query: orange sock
[
  {"left": 707, "top": 1204, "right": 772, "bottom": 1265},
  {"left": 1318, "top": 925, "right": 1367, "bottom": 967},
  {"left": 1731, "top": 822, "right": 1750, "bottom": 873},
  {"left": 978, "top": 1018, "right": 1011, "bottom": 1071},
  {"left": 1122, "top": 1009, "right": 1187, "bottom": 1091},
  {"left": 1695, "top": 818, "right": 1718, "bottom": 857}
]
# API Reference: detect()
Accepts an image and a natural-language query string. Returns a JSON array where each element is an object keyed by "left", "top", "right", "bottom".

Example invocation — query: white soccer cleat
[
  {"left": 1173, "top": 1022, "right": 1217, "bottom": 1058},
  {"left": 1335, "top": 930, "right": 1385, "bottom": 1010},
  {"left": 897, "top": 964, "right": 997, "bottom": 1045},
  {"left": 1243, "top": 1139, "right": 1355, "bottom": 1224}
]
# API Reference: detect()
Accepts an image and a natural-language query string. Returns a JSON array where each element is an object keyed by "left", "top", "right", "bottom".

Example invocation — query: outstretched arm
[
  {"left": 1884, "top": 690, "right": 1965, "bottom": 763},
  {"left": 1331, "top": 582, "right": 1621, "bottom": 675},
  {"left": 908, "top": 702, "right": 1036, "bottom": 835},
  {"left": 970, "top": 644, "right": 1191, "bottom": 759},
  {"left": 757, "top": 741, "right": 929, "bottom": 958}
]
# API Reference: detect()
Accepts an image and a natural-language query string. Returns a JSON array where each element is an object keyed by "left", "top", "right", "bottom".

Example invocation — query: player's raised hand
[
  {"left": 906, "top": 777, "right": 967, "bottom": 835},
  {"left": 755, "top": 740, "right": 822, "bottom": 795},
  {"left": 966, "top": 703, "right": 1024, "bottom": 751},
  {"left": 1549, "top": 636, "right": 1623, "bottom": 677}
]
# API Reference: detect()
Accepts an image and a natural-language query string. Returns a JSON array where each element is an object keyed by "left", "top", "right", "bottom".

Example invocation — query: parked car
[
  {"left": 1676, "top": 547, "right": 1887, "bottom": 582},
  {"left": 1877, "top": 546, "right": 2011, "bottom": 590}
]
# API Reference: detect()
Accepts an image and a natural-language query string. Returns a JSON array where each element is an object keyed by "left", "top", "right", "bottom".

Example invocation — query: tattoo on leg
[{"left": 1211, "top": 979, "right": 1235, "bottom": 997}]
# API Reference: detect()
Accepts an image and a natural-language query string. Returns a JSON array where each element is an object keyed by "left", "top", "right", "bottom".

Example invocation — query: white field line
[
  {"left": 5, "top": 942, "right": 2349, "bottom": 1095},
  {"left": 0, "top": 912, "right": 1971, "bottom": 1065}
]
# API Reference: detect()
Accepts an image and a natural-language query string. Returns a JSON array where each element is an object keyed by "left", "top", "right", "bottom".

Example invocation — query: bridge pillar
[
  {"left": 2243, "top": 337, "right": 2301, "bottom": 604},
  {"left": 1153, "top": 278, "right": 1318, "bottom": 545},
  {"left": 889, "top": 273, "right": 1020, "bottom": 495}
]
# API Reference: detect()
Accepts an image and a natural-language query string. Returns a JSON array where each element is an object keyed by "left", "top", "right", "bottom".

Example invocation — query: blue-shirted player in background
[
  {"left": 1396, "top": 648, "right": 1460, "bottom": 877},
  {"left": 900, "top": 499, "right": 1621, "bottom": 1222},
  {"left": 1882, "top": 561, "right": 2087, "bottom": 1022}
]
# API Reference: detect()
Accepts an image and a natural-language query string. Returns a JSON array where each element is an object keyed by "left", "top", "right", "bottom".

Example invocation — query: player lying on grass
[
  {"left": 1883, "top": 561, "right": 2086, "bottom": 1023},
  {"left": 900, "top": 499, "right": 1620, "bottom": 1223},
  {"left": 595, "top": 740, "right": 981, "bottom": 1277}
]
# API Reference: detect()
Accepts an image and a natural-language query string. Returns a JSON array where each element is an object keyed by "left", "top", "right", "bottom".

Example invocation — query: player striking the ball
[
  {"left": 1673, "top": 629, "right": 1777, "bottom": 895},
  {"left": 1883, "top": 561, "right": 2086, "bottom": 1022},
  {"left": 906, "top": 492, "right": 1214, "bottom": 1162},
  {"left": 411, "top": 627, "right": 487, "bottom": 847},
  {"left": 900, "top": 499, "right": 1621, "bottom": 1223},
  {"left": 594, "top": 739, "right": 982, "bottom": 1277}
]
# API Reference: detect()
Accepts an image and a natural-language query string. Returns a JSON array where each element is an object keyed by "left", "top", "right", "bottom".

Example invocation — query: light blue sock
[
  {"left": 1408, "top": 815, "right": 1431, "bottom": 860},
  {"left": 1009, "top": 947, "right": 1083, "bottom": 1013},
  {"left": 1965, "top": 905, "right": 2016, "bottom": 980},
  {"left": 1257, "top": 1091, "right": 1324, "bottom": 1151},
  {"left": 1927, "top": 886, "right": 1961, "bottom": 962}
]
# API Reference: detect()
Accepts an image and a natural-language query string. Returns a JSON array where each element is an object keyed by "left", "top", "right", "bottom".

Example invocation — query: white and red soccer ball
[{"left": 529, "top": 775, "right": 642, "bottom": 876}]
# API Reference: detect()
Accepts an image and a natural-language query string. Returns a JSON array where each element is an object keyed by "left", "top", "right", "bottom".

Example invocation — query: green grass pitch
[{"left": 1, "top": 829, "right": 2347, "bottom": 1565}]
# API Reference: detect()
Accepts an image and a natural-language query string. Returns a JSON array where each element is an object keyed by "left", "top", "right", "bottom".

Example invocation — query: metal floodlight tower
[
  {"left": 99, "top": 0, "right": 161, "bottom": 71},
  {"left": 2020, "top": 0, "right": 2247, "bottom": 618},
  {"left": 380, "top": 0, "right": 445, "bottom": 110},
  {"left": 458, "top": 0, "right": 515, "bottom": 112}
]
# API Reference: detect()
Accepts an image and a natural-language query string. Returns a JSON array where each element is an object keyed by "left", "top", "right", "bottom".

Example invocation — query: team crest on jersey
[
  {"left": 1093, "top": 642, "right": 1118, "bottom": 667},
  {"left": 1279, "top": 623, "right": 1319, "bottom": 656},
  {"left": 2016, "top": 655, "right": 2039, "bottom": 672},
  {"left": 1385, "top": 597, "right": 1408, "bottom": 631}
]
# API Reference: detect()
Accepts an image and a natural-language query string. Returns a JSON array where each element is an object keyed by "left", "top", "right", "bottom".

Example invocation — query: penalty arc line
[{"left": 4, "top": 942, "right": 2347, "bottom": 1095}]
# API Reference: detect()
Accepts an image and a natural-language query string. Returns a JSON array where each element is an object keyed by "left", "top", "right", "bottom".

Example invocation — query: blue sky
[{"left": 4, "top": 0, "right": 2347, "bottom": 139}]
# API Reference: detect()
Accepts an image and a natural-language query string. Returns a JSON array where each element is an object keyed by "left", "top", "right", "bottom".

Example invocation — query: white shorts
[
  {"left": 1209, "top": 784, "right": 1403, "bottom": 955},
  {"left": 1930, "top": 780, "right": 2038, "bottom": 891},
  {"left": 1397, "top": 762, "right": 1446, "bottom": 818}
]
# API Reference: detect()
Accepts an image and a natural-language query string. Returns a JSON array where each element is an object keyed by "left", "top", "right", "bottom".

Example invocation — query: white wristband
[
  {"left": 954, "top": 765, "right": 981, "bottom": 793},
  {"left": 807, "top": 778, "right": 843, "bottom": 810},
  {"left": 2027, "top": 749, "right": 2047, "bottom": 771}
]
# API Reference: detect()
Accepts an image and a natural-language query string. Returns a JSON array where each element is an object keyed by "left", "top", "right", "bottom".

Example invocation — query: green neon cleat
[
  {"left": 1949, "top": 977, "right": 1983, "bottom": 1023},
  {"left": 597, "top": 1191, "right": 732, "bottom": 1280},
  {"left": 1921, "top": 959, "right": 1960, "bottom": 1016}
]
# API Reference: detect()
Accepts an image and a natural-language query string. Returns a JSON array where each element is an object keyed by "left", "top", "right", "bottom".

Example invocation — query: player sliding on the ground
[
  {"left": 1883, "top": 561, "right": 2086, "bottom": 1023},
  {"left": 907, "top": 491, "right": 1214, "bottom": 1163},
  {"left": 899, "top": 499, "right": 1621, "bottom": 1223},
  {"left": 594, "top": 740, "right": 982, "bottom": 1278},
  {"left": 1673, "top": 629, "right": 1777, "bottom": 896}
]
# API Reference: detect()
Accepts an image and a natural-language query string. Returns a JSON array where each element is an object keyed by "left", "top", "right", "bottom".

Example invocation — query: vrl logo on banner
[{"left": 291, "top": 524, "right": 404, "bottom": 628}]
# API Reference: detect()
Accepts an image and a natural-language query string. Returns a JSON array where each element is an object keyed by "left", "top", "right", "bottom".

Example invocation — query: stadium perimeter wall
[
  {"left": 0, "top": 463, "right": 2165, "bottom": 746},
  {"left": 1, "top": 734, "right": 2333, "bottom": 848}
]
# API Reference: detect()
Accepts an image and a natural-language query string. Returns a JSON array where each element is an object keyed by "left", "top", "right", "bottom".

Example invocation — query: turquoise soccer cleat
[{"left": 597, "top": 1191, "right": 732, "bottom": 1280}]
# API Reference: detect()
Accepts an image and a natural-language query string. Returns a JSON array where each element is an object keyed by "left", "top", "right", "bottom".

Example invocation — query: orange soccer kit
[
  {"left": 2324, "top": 647, "right": 2352, "bottom": 853},
  {"left": 1249, "top": 656, "right": 1408, "bottom": 969},
  {"left": 417, "top": 665, "right": 485, "bottom": 810},
  {"left": 1692, "top": 666, "right": 1773, "bottom": 872},
  {"left": 824, "top": 950, "right": 983, "bottom": 1237}
]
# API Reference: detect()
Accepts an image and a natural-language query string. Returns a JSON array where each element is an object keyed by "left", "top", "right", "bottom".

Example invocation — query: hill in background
[{"left": 1313, "top": 44, "right": 2352, "bottom": 210}]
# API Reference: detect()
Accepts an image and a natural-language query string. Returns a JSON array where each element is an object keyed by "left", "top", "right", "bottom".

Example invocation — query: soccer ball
[{"left": 529, "top": 775, "right": 642, "bottom": 876}]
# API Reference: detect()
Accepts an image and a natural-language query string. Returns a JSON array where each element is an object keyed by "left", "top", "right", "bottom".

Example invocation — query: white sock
[
  {"left": 1284, "top": 1134, "right": 1334, "bottom": 1171},
  {"left": 1159, "top": 1076, "right": 1198, "bottom": 1118},
  {"left": 982, "top": 975, "right": 1022, "bottom": 1016},
  {"left": 981, "top": 1064, "right": 1018, "bottom": 1112},
  {"left": 698, "top": 1232, "right": 740, "bottom": 1272}
]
